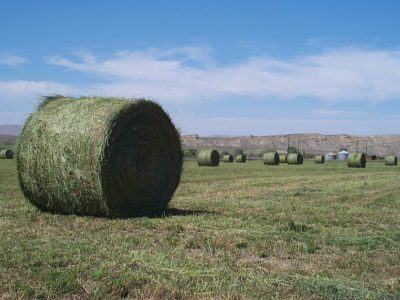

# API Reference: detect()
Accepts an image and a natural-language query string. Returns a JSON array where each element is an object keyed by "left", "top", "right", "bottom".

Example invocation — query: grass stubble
[{"left": 0, "top": 159, "right": 399, "bottom": 299}]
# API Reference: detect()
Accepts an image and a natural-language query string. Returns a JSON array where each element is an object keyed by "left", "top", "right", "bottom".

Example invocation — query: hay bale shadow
[
  {"left": 159, "top": 207, "right": 216, "bottom": 218},
  {"left": 26, "top": 206, "right": 215, "bottom": 219}
]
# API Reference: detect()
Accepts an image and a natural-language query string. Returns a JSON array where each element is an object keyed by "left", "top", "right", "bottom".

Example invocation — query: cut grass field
[{"left": 1, "top": 159, "right": 400, "bottom": 299}]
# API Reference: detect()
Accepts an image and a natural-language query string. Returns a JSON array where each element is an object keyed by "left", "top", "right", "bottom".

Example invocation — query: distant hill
[
  {"left": 1, "top": 124, "right": 399, "bottom": 156},
  {"left": 0, "top": 124, "right": 21, "bottom": 136},
  {"left": 0, "top": 134, "right": 17, "bottom": 145},
  {"left": 182, "top": 133, "right": 400, "bottom": 156}
]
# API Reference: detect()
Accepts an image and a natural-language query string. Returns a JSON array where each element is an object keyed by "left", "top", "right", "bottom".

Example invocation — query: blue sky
[{"left": 1, "top": 1, "right": 400, "bottom": 135}]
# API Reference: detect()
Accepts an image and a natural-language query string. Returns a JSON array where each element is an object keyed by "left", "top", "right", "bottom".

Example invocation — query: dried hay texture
[
  {"left": 279, "top": 154, "right": 287, "bottom": 163},
  {"left": 197, "top": 149, "right": 220, "bottom": 166},
  {"left": 17, "top": 96, "right": 183, "bottom": 217},
  {"left": 222, "top": 154, "right": 234, "bottom": 163},
  {"left": 347, "top": 152, "right": 366, "bottom": 168},
  {"left": 0, "top": 149, "right": 14, "bottom": 159},
  {"left": 314, "top": 155, "right": 325, "bottom": 164},
  {"left": 235, "top": 154, "right": 246, "bottom": 163},
  {"left": 287, "top": 153, "right": 304, "bottom": 165},
  {"left": 263, "top": 152, "right": 279, "bottom": 165},
  {"left": 384, "top": 155, "right": 397, "bottom": 166}
]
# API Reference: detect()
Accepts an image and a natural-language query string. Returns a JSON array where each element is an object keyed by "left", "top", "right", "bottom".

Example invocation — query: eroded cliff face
[{"left": 182, "top": 133, "right": 400, "bottom": 156}]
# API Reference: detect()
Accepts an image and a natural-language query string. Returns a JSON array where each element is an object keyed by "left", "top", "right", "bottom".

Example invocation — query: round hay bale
[
  {"left": 287, "top": 153, "right": 303, "bottom": 165},
  {"left": 222, "top": 154, "right": 233, "bottom": 163},
  {"left": 263, "top": 152, "right": 279, "bottom": 165},
  {"left": 197, "top": 149, "right": 220, "bottom": 166},
  {"left": 17, "top": 96, "right": 183, "bottom": 217},
  {"left": 235, "top": 154, "right": 246, "bottom": 163},
  {"left": 0, "top": 149, "right": 14, "bottom": 159},
  {"left": 314, "top": 155, "right": 325, "bottom": 164},
  {"left": 347, "top": 152, "right": 366, "bottom": 168},
  {"left": 279, "top": 154, "right": 287, "bottom": 163},
  {"left": 384, "top": 155, "right": 397, "bottom": 166}
]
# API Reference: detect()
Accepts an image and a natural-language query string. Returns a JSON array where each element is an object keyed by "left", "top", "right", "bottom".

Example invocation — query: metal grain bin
[
  {"left": 324, "top": 152, "right": 337, "bottom": 161},
  {"left": 337, "top": 150, "right": 349, "bottom": 161}
]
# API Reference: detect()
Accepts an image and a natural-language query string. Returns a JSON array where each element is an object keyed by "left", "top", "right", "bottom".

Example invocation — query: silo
[
  {"left": 337, "top": 150, "right": 349, "bottom": 161},
  {"left": 324, "top": 152, "right": 337, "bottom": 161}
]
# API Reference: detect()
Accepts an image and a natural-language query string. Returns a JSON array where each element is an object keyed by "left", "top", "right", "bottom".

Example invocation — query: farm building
[
  {"left": 337, "top": 149, "right": 349, "bottom": 161},
  {"left": 324, "top": 152, "right": 337, "bottom": 161}
]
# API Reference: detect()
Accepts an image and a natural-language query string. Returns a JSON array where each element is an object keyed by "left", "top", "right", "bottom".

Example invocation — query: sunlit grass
[{"left": 1, "top": 159, "right": 399, "bottom": 298}]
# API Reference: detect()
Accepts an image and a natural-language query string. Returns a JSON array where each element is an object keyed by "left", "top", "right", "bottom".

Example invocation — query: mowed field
[{"left": 1, "top": 159, "right": 400, "bottom": 299}]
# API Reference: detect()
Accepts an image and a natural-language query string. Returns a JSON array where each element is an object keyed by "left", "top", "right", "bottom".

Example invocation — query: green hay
[
  {"left": 17, "top": 96, "right": 183, "bottom": 217},
  {"left": 314, "top": 155, "right": 325, "bottom": 164},
  {"left": 222, "top": 154, "right": 233, "bottom": 163},
  {"left": 287, "top": 153, "right": 304, "bottom": 165},
  {"left": 263, "top": 152, "right": 279, "bottom": 165},
  {"left": 0, "top": 149, "right": 14, "bottom": 159},
  {"left": 347, "top": 152, "right": 366, "bottom": 168},
  {"left": 235, "top": 154, "right": 246, "bottom": 163},
  {"left": 384, "top": 155, "right": 397, "bottom": 166},
  {"left": 197, "top": 150, "right": 220, "bottom": 166},
  {"left": 279, "top": 154, "right": 287, "bottom": 163}
]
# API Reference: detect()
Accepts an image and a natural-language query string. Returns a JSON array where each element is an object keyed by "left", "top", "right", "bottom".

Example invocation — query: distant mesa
[
  {"left": 1, "top": 125, "right": 399, "bottom": 156},
  {"left": 0, "top": 124, "right": 22, "bottom": 136},
  {"left": 181, "top": 133, "right": 400, "bottom": 157}
]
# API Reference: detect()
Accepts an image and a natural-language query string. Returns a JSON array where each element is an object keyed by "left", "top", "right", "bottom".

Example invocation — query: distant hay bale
[
  {"left": 314, "top": 155, "right": 325, "bottom": 164},
  {"left": 235, "top": 154, "right": 246, "bottom": 163},
  {"left": 347, "top": 152, "right": 366, "bottom": 168},
  {"left": 0, "top": 149, "right": 14, "bottom": 159},
  {"left": 197, "top": 149, "right": 220, "bottom": 166},
  {"left": 287, "top": 153, "right": 304, "bottom": 165},
  {"left": 17, "top": 96, "right": 183, "bottom": 217},
  {"left": 263, "top": 152, "right": 279, "bottom": 165},
  {"left": 222, "top": 154, "right": 234, "bottom": 163},
  {"left": 384, "top": 155, "right": 397, "bottom": 166},
  {"left": 279, "top": 154, "right": 287, "bottom": 163}
]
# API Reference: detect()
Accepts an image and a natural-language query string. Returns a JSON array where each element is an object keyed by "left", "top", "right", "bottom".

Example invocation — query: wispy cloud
[
  {"left": 312, "top": 109, "right": 354, "bottom": 117},
  {"left": 2, "top": 45, "right": 400, "bottom": 134},
  {"left": 45, "top": 46, "right": 400, "bottom": 103},
  {"left": 0, "top": 54, "right": 28, "bottom": 67},
  {"left": 0, "top": 80, "right": 75, "bottom": 111}
]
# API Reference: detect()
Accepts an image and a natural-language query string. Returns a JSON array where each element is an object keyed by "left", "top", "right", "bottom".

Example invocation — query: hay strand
[
  {"left": 17, "top": 96, "right": 183, "bottom": 217},
  {"left": 263, "top": 152, "right": 279, "bottom": 165},
  {"left": 347, "top": 152, "right": 366, "bottom": 168},
  {"left": 197, "top": 149, "right": 220, "bottom": 166}
]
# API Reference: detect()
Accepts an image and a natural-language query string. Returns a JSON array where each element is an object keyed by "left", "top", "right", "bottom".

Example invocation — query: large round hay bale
[
  {"left": 287, "top": 153, "right": 303, "bottom": 165},
  {"left": 222, "top": 154, "right": 233, "bottom": 163},
  {"left": 197, "top": 149, "right": 220, "bottom": 166},
  {"left": 17, "top": 96, "right": 183, "bottom": 217},
  {"left": 347, "top": 152, "right": 366, "bottom": 168},
  {"left": 0, "top": 149, "right": 14, "bottom": 159},
  {"left": 384, "top": 155, "right": 397, "bottom": 166},
  {"left": 279, "top": 154, "right": 287, "bottom": 163},
  {"left": 314, "top": 155, "right": 325, "bottom": 164},
  {"left": 235, "top": 154, "right": 246, "bottom": 163},
  {"left": 263, "top": 152, "right": 279, "bottom": 165}
]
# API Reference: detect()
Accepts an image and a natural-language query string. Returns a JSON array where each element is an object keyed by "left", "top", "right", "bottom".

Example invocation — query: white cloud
[
  {"left": 2, "top": 45, "right": 400, "bottom": 134},
  {"left": 0, "top": 80, "right": 75, "bottom": 114},
  {"left": 45, "top": 46, "right": 400, "bottom": 103},
  {"left": 0, "top": 54, "right": 27, "bottom": 67},
  {"left": 312, "top": 109, "right": 354, "bottom": 117}
]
